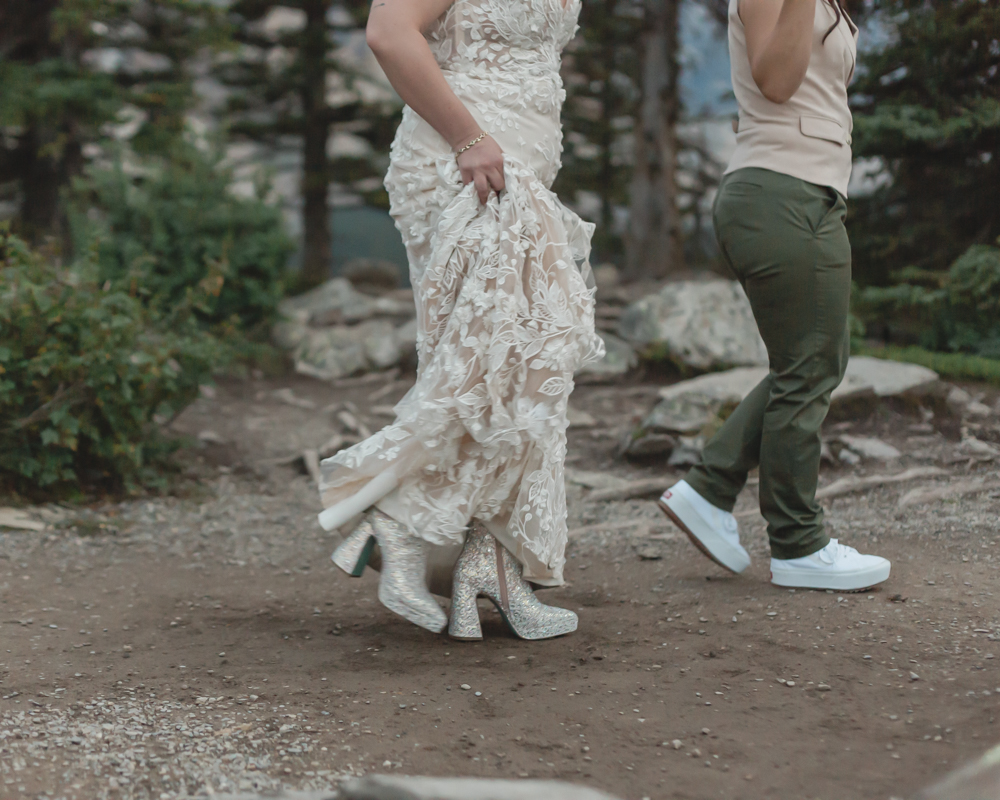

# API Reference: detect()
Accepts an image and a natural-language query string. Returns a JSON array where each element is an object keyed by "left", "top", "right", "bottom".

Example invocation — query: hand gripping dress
[{"left": 316, "top": 0, "right": 604, "bottom": 588}]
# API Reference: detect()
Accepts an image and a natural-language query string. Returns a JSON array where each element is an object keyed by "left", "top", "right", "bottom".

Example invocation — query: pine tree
[
  {"left": 0, "top": 0, "right": 225, "bottom": 246},
  {"left": 217, "top": 0, "right": 396, "bottom": 288},
  {"left": 555, "top": 0, "right": 645, "bottom": 262},
  {"left": 556, "top": 0, "right": 724, "bottom": 277},
  {"left": 625, "top": 0, "right": 684, "bottom": 280},
  {"left": 849, "top": 0, "right": 1000, "bottom": 287}
]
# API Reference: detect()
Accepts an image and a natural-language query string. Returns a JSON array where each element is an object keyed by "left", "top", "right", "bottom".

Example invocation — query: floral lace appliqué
[{"left": 318, "top": 0, "right": 602, "bottom": 586}]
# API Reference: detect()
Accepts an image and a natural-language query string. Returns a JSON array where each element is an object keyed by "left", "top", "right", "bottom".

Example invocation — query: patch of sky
[{"left": 679, "top": 0, "right": 734, "bottom": 119}]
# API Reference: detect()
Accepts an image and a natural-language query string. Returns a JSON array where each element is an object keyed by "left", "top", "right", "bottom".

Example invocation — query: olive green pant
[{"left": 685, "top": 167, "right": 851, "bottom": 560}]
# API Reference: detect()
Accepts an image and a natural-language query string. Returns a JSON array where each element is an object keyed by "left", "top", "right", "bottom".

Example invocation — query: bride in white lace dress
[{"left": 316, "top": 0, "right": 604, "bottom": 639}]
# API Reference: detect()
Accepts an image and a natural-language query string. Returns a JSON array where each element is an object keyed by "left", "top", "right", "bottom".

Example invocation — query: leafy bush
[
  {"left": 852, "top": 345, "right": 1000, "bottom": 387},
  {"left": 859, "top": 239, "right": 1000, "bottom": 358},
  {"left": 0, "top": 230, "right": 224, "bottom": 496},
  {"left": 73, "top": 144, "right": 294, "bottom": 329}
]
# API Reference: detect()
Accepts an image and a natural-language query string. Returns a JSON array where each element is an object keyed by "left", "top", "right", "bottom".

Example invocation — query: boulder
[
  {"left": 339, "top": 775, "right": 623, "bottom": 800},
  {"left": 280, "top": 277, "right": 414, "bottom": 326},
  {"left": 623, "top": 357, "right": 940, "bottom": 459},
  {"left": 837, "top": 435, "right": 902, "bottom": 460},
  {"left": 342, "top": 257, "right": 403, "bottom": 295},
  {"left": 617, "top": 279, "right": 768, "bottom": 370},
  {"left": 912, "top": 741, "right": 1000, "bottom": 800},
  {"left": 211, "top": 777, "right": 622, "bottom": 800},
  {"left": 643, "top": 367, "right": 767, "bottom": 435},
  {"left": 576, "top": 331, "right": 638, "bottom": 382},
  {"left": 848, "top": 356, "right": 939, "bottom": 397},
  {"left": 290, "top": 320, "right": 390, "bottom": 381},
  {"left": 274, "top": 278, "right": 417, "bottom": 380}
]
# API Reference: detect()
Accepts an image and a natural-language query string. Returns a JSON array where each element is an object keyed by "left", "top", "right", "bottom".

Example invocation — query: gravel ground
[{"left": 3, "top": 373, "right": 1000, "bottom": 800}]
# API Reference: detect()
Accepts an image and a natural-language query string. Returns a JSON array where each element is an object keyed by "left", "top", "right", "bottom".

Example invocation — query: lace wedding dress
[{"left": 317, "top": 0, "right": 604, "bottom": 587}]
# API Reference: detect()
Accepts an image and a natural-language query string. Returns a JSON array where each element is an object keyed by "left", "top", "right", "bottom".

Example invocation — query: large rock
[
  {"left": 624, "top": 357, "right": 939, "bottom": 458},
  {"left": 846, "top": 356, "right": 939, "bottom": 397},
  {"left": 279, "top": 277, "right": 414, "bottom": 327},
  {"left": 274, "top": 278, "right": 417, "bottom": 380},
  {"left": 342, "top": 257, "right": 403, "bottom": 295},
  {"left": 617, "top": 279, "right": 768, "bottom": 370},
  {"left": 644, "top": 366, "right": 767, "bottom": 435},
  {"left": 339, "top": 776, "right": 622, "bottom": 800},
  {"left": 836, "top": 434, "right": 902, "bottom": 461},
  {"left": 576, "top": 331, "right": 638, "bottom": 382},
  {"left": 289, "top": 319, "right": 416, "bottom": 381},
  {"left": 211, "top": 776, "right": 622, "bottom": 800},
  {"left": 912, "top": 741, "right": 1000, "bottom": 799}
]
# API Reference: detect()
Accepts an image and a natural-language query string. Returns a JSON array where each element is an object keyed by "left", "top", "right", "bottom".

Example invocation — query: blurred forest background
[{"left": 0, "top": 0, "right": 997, "bottom": 495}]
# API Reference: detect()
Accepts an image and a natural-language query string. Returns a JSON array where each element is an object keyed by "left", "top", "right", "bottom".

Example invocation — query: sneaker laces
[{"left": 818, "top": 538, "right": 858, "bottom": 564}]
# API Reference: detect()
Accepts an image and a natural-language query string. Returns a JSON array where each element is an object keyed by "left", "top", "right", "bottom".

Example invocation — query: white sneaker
[
  {"left": 659, "top": 480, "right": 751, "bottom": 574},
  {"left": 770, "top": 538, "right": 891, "bottom": 591}
]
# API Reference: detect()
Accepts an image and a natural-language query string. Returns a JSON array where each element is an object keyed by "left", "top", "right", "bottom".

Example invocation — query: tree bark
[
  {"left": 16, "top": 126, "right": 64, "bottom": 247},
  {"left": 299, "top": 0, "right": 332, "bottom": 287},
  {"left": 623, "top": 0, "right": 683, "bottom": 282}
]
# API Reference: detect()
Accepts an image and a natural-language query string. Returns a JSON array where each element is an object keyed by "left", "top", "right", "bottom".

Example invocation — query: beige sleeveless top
[{"left": 725, "top": 0, "right": 858, "bottom": 197}]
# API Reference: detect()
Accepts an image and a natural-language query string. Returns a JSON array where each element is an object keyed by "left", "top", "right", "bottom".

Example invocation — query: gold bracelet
[{"left": 456, "top": 131, "right": 487, "bottom": 156}]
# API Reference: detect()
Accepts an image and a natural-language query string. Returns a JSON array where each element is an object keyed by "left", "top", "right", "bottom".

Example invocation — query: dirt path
[{"left": 2, "top": 373, "right": 999, "bottom": 800}]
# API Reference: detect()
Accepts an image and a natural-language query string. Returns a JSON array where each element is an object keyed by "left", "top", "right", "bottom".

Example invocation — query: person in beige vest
[{"left": 659, "top": 0, "right": 891, "bottom": 591}]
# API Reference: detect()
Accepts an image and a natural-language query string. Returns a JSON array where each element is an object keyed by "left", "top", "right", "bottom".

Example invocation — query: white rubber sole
[
  {"left": 659, "top": 490, "right": 751, "bottom": 574},
  {"left": 770, "top": 560, "right": 891, "bottom": 591}
]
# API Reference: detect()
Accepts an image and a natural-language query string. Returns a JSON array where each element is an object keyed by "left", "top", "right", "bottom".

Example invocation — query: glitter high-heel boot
[
  {"left": 448, "top": 523, "right": 578, "bottom": 641},
  {"left": 330, "top": 511, "right": 446, "bottom": 633},
  {"left": 331, "top": 517, "right": 376, "bottom": 577}
]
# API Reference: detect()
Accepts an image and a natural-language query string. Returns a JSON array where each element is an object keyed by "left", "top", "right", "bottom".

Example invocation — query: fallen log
[
  {"left": 897, "top": 477, "right": 1000, "bottom": 508},
  {"left": 588, "top": 477, "right": 671, "bottom": 503},
  {"left": 816, "top": 466, "right": 947, "bottom": 500}
]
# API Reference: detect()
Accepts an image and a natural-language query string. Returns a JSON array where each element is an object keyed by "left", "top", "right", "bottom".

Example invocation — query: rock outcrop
[
  {"left": 274, "top": 277, "right": 416, "bottom": 381},
  {"left": 622, "top": 357, "right": 940, "bottom": 459},
  {"left": 617, "top": 279, "right": 768, "bottom": 370}
]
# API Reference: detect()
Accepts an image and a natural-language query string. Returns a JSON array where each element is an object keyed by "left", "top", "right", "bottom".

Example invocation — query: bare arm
[
  {"left": 740, "top": 0, "right": 816, "bottom": 104},
  {"left": 367, "top": 0, "right": 504, "bottom": 203}
]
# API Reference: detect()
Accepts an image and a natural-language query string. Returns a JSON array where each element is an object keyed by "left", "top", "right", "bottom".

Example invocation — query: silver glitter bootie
[
  {"left": 330, "top": 511, "right": 447, "bottom": 633},
  {"left": 331, "top": 517, "right": 376, "bottom": 577},
  {"left": 448, "top": 523, "right": 578, "bottom": 641}
]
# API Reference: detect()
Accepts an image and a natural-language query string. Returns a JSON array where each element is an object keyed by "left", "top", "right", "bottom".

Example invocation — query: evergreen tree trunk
[
  {"left": 17, "top": 126, "right": 63, "bottom": 245},
  {"left": 300, "top": 0, "right": 332, "bottom": 287},
  {"left": 597, "top": 34, "right": 616, "bottom": 246},
  {"left": 623, "top": 0, "right": 683, "bottom": 282}
]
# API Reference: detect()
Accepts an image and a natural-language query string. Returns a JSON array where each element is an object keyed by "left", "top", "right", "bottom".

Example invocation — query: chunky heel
[
  {"left": 369, "top": 511, "right": 447, "bottom": 633},
  {"left": 330, "top": 511, "right": 446, "bottom": 633},
  {"left": 447, "top": 522, "right": 578, "bottom": 641},
  {"left": 448, "top": 580, "right": 483, "bottom": 641},
  {"left": 331, "top": 519, "right": 376, "bottom": 577}
]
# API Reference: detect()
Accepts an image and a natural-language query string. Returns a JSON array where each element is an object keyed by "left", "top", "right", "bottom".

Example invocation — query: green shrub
[
  {"left": 73, "top": 144, "right": 294, "bottom": 329},
  {"left": 0, "top": 230, "right": 224, "bottom": 496},
  {"left": 852, "top": 345, "right": 1000, "bottom": 387},
  {"left": 859, "top": 239, "right": 1000, "bottom": 357}
]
